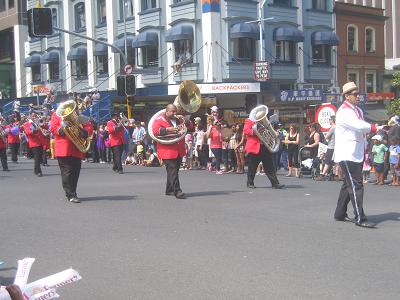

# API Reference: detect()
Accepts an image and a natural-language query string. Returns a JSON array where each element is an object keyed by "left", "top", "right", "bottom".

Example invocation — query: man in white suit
[{"left": 334, "top": 82, "right": 378, "bottom": 228}]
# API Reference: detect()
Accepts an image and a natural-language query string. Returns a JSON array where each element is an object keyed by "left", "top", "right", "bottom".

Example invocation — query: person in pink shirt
[{"left": 206, "top": 121, "right": 223, "bottom": 174}]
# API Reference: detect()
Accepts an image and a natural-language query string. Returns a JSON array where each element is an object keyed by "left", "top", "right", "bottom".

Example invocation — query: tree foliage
[{"left": 388, "top": 72, "right": 400, "bottom": 115}]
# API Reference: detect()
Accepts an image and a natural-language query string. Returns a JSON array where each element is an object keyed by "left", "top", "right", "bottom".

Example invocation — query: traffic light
[
  {"left": 27, "top": 8, "right": 53, "bottom": 38},
  {"left": 117, "top": 75, "right": 136, "bottom": 97}
]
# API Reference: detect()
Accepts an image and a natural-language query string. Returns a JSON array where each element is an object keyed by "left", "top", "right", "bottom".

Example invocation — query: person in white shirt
[{"left": 333, "top": 82, "right": 378, "bottom": 229}]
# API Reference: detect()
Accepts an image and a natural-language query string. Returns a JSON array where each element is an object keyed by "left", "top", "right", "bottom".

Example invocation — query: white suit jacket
[{"left": 334, "top": 101, "right": 375, "bottom": 163}]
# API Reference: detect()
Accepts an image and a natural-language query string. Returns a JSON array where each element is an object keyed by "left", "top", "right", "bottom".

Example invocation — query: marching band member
[
  {"left": 6, "top": 113, "right": 21, "bottom": 163},
  {"left": 0, "top": 121, "right": 9, "bottom": 172},
  {"left": 23, "top": 112, "right": 44, "bottom": 177},
  {"left": 106, "top": 113, "right": 125, "bottom": 174},
  {"left": 50, "top": 107, "right": 93, "bottom": 203},
  {"left": 152, "top": 104, "right": 187, "bottom": 199},
  {"left": 333, "top": 82, "right": 378, "bottom": 228},
  {"left": 243, "top": 103, "right": 284, "bottom": 189}
]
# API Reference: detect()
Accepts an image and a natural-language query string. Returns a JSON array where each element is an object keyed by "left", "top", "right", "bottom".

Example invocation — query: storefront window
[
  {"left": 97, "top": 0, "right": 107, "bottom": 25},
  {"left": 49, "top": 62, "right": 59, "bottom": 81},
  {"left": 138, "top": 46, "right": 159, "bottom": 67},
  {"left": 74, "top": 2, "right": 86, "bottom": 31},
  {"left": 365, "top": 72, "right": 376, "bottom": 93},
  {"left": 31, "top": 66, "right": 41, "bottom": 83},
  {"left": 173, "top": 40, "right": 193, "bottom": 64}
]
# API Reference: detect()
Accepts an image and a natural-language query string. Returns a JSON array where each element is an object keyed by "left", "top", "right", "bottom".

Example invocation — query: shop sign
[
  {"left": 168, "top": 83, "right": 260, "bottom": 95},
  {"left": 33, "top": 85, "right": 50, "bottom": 95},
  {"left": 280, "top": 89, "right": 323, "bottom": 102},
  {"left": 315, "top": 103, "right": 337, "bottom": 132},
  {"left": 366, "top": 92, "right": 395, "bottom": 101},
  {"left": 253, "top": 61, "right": 271, "bottom": 81}
]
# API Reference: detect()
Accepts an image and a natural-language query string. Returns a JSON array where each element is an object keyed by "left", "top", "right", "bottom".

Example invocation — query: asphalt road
[{"left": 1, "top": 158, "right": 399, "bottom": 299}]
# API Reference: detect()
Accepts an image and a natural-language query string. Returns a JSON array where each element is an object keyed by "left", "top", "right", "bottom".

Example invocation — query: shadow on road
[
  {"left": 82, "top": 195, "right": 136, "bottom": 202},
  {"left": 368, "top": 212, "right": 400, "bottom": 224},
  {"left": 0, "top": 276, "right": 15, "bottom": 285},
  {"left": 186, "top": 190, "right": 244, "bottom": 197}
]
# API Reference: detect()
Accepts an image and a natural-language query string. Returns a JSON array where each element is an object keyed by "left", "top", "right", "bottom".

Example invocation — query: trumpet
[{"left": 29, "top": 117, "right": 50, "bottom": 137}]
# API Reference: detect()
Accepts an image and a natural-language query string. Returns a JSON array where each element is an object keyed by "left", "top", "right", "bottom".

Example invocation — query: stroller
[{"left": 298, "top": 146, "right": 320, "bottom": 178}]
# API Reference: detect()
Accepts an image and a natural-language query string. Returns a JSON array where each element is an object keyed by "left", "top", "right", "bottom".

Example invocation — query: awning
[
  {"left": 273, "top": 27, "right": 304, "bottom": 42},
  {"left": 24, "top": 54, "right": 41, "bottom": 67},
  {"left": 311, "top": 31, "right": 339, "bottom": 46},
  {"left": 165, "top": 25, "right": 194, "bottom": 42},
  {"left": 112, "top": 37, "right": 135, "bottom": 53},
  {"left": 67, "top": 48, "right": 87, "bottom": 60},
  {"left": 40, "top": 51, "right": 59, "bottom": 64},
  {"left": 230, "top": 22, "right": 260, "bottom": 40},
  {"left": 94, "top": 43, "right": 108, "bottom": 56},
  {"left": 132, "top": 32, "right": 158, "bottom": 48}
]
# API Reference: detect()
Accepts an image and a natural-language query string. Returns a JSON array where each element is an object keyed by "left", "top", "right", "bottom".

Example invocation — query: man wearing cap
[{"left": 333, "top": 81, "right": 378, "bottom": 228}]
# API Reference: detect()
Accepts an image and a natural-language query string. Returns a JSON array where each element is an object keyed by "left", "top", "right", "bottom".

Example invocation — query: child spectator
[
  {"left": 136, "top": 141, "right": 144, "bottom": 165},
  {"left": 143, "top": 149, "right": 160, "bottom": 167},
  {"left": 124, "top": 152, "right": 135, "bottom": 165},
  {"left": 363, "top": 150, "right": 372, "bottom": 183},
  {"left": 388, "top": 137, "right": 400, "bottom": 186},
  {"left": 371, "top": 135, "right": 388, "bottom": 185}
]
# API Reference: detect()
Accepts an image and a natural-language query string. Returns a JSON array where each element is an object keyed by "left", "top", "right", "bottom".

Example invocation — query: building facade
[{"left": 18, "top": 0, "right": 337, "bottom": 122}]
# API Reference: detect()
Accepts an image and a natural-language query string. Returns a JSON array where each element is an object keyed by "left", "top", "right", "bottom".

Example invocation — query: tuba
[
  {"left": 56, "top": 100, "right": 91, "bottom": 153},
  {"left": 148, "top": 80, "right": 201, "bottom": 144},
  {"left": 249, "top": 105, "right": 281, "bottom": 153}
]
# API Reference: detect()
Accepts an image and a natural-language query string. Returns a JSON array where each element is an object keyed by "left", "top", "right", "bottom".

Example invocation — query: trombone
[{"left": 29, "top": 117, "right": 50, "bottom": 137}]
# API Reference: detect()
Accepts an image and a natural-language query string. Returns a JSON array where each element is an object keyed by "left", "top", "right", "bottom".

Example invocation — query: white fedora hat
[{"left": 342, "top": 82, "right": 359, "bottom": 95}]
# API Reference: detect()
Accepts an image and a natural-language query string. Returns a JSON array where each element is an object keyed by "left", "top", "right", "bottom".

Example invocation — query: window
[
  {"left": 119, "top": 0, "right": 134, "bottom": 19},
  {"left": 8, "top": 0, "right": 14, "bottom": 9},
  {"left": 141, "top": 0, "right": 157, "bottom": 11},
  {"left": 232, "top": 38, "right": 256, "bottom": 62},
  {"left": 312, "top": 0, "right": 326, "bottom": 10},
  {"left": 96, "top": 55, "right": 108, "bottom": 75},
  {"left": 347, "top": 70, "right": 359, "bottom": 87},
  {"left": 71, "top": 58, "right": 88, "bottom": 78},
  {"left": 365, "top": 27, "right": 375, "bottom": 52},
  {"left": 365, "top": 72, "right": 376, "bottom": 93},
  {"left": 49, "top": 61, "right": 59, "bottom": 81},
  {"left": 347, "top": 25, "right": 358, "bottom": 52},
  {"left": 97, "top": 0, "right": 107, "bottom": 24},
  {"left": 0, "top": 0, "right": 5, "bottom": 12},
  {"left": 139, "top": 45, "right": 159, "bottom": 67},
  {"left": 173, "top": 40, "right": 193, "bottom": 64},
  {"left": 273, "top": 0, "right": 291, "bottom": 7},
  {"left": 31, "top": 66, "right": 41, "bottom": 83},
  {"left": 74, "top": 2, "right": 86, "bottom": 31},
  {"left": 312, "top": 45, "right": 331, "bottom": 65},
  {"left": 51, "top": 8, "right": 58, "bottom": 28},
  {"left": 119, "top": 47, "right": 135, "bottom": 70},
  {"left": 275, "top": 41, "right": 296, "bottom": 64}
]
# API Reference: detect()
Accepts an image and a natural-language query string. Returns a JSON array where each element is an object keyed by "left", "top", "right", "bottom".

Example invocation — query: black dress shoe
[
  {"left": 69, "top": 197, "right": 81, "bottom": 203},
  {"left": 335, "top": 216, "right": 356, "bottom": 223},
  {"left": 175, "top": 192, "right": 186, "bottom": 199},
  {"left": 355, "top": 221, "right": 377, "bottom": 228},
  {"left": 272, "top": 184, "right": 285, "bottom": 189},
  {"left": 247, "top": 183, "right": 256, "bottom": 189}
]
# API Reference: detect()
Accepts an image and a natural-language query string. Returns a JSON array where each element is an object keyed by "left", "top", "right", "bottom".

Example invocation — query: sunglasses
[{"left": 350, "top": 92, "right": 359, "bottom": 96}]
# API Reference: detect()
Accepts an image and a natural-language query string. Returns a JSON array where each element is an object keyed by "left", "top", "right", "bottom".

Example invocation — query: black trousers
[
  {"left": 57, "top": 157, "right": 82, "bottom": 199},
  {"left": 111, "top": 145, "right": 123, "bottom": 172},
  {"left": 247, "top": 144, "right": 280, "bottom": 187},
  {"left": 9, "top": 143, "right": 19, "bottom": 162},
  {"left": 164, "top": 157, "right": 182, "bottom": 195},
  {"left": 335, "top": 161, "right": 367, "bottom": 223},
  {"left": 0, "top": 148, "right": 8, "bottom": 170},
  {"left": 42, "top": 149, "right": 48, "bottom": 165},
  {"left": 31, "top": 146, "right": 43, "bottom": 175}
]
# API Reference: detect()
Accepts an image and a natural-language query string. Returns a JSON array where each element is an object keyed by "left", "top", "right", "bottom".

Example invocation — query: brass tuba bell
[
  {"left": 148, "top": 80, "right": 201, "bottom": 144},
  {"left": 56, "top": 100, "right": 91, "bottom": 153}
]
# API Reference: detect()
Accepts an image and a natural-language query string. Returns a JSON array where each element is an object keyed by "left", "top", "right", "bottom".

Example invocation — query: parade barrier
[{"left": 0, "top": 258, "right": 81, "bottom": 300}]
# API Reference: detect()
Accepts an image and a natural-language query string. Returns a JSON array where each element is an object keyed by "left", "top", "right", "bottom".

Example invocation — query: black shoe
[
  {"left": 335, "top": 216, "right": 356, "bottom": 223},
  {"left": 36, "top": 172, "right": 43, "bottom": 177},
  {"left": 247, "top": 183, "right": 256, "bottom": 189},
  {"left": 165, "top": 192, "right": 175, "bottom": 196},
  {"left": 272, "top": 184, "right": 285, "bottom": 189},
  {"left": 175, "top": 191, "right": 186, "bottom": 199},
  {"left": 355, "top": 221, "right": 377, "bottom": 228},
  {"left": 69, "top": 197, "right": 81, "bottom": 203}
]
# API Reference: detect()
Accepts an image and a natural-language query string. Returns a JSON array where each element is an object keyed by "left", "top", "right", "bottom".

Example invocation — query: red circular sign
[
  {"left": 124, "top": 64, "right": 133, "bottom": 75},
  {"left": 315, "top": 104, "right": 337, "bottom": 132}
]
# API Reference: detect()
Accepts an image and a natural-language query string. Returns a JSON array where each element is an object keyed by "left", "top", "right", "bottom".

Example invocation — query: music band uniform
[
  {"left": 244, "top": 118, "right": 282, "bottom": 189},
  {"left": 152, "top": 110, "right": 186, "bottom": 199},
  {"left": 6, "top": 121, "right": 21, "bottom": 163},
  {"left": 106, "top": 116, "right": 125, "bottom": 174},
  {"left": 50, "top": 112, "right": 93, "bottom": 203},
  {"left": 0, "top": 130, "right": 9, "bottom": 171},
  {"left": 23, "top": 120, "right": 44, "bottom": 176}
]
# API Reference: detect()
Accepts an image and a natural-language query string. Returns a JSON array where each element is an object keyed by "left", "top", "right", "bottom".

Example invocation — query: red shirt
[
  {"left": 39, "top": 124, "right": 51, "bottom": 150},
  {"left": 23, "top": 121, "right": 42, "bottom": 148},
  {"left": 6, "top": 122, "right": 21, "bottom": 144},
  {"left": 50, "top": 113, "right": 93, "bottom": 159},
  {"left": 152, "top": 113, "right": 186, "bottom": 160},
  {"left": 106, "top": 119, "right": 125, "bottom": 147},
  {"left": 209, "top": 126, "right": 222, "bottom": 149},
  {"left": 244, "top": 118, "right": 261, "bottom": 155}
]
